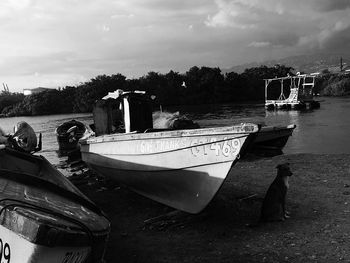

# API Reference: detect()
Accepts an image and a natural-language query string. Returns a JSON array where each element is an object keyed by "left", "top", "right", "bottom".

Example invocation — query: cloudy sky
[{"left": 1, "top": 0, "right": 350, "bottom": 92}]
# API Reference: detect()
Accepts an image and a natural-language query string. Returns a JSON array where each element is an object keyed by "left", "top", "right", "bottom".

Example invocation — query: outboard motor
[{"left": 9, "top": 121, "right": 42, "bottom": 153}]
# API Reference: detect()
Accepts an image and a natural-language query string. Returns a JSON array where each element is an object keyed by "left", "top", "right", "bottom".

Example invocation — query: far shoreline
[{"left": 1, "top": 95, "right": 347, "bottom": 119}]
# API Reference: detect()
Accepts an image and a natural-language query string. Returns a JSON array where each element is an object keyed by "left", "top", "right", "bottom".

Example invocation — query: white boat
[{"left": 80, "top": 91, "right": 260, "bottom": 214}]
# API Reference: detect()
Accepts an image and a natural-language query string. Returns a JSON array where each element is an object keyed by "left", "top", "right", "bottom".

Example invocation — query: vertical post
[
  {"left": 281, "top": 79, "right": 284, "bottom": 99},
  {"left": 340, "top": 57, "right": 343, "bottom": 72},
  {"left": 123, "top": 97, "right": 131, "bottom": 133},
  {"left": 278, "top": 79, "right": 285, "bottom": 100}
]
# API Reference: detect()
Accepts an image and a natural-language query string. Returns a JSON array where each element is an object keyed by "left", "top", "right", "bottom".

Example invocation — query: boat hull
[
  {"left": 0, "top": 148, "right": 110, "bottom": 263},
  {"left": 252, "top": 124, "right": 296, "bottom": 154},
  {"left": 81, "top": 124, "right": 259, "bottom": 213},
  {"left": 0, "top": 224, "right": 90, "bottom": 263}
]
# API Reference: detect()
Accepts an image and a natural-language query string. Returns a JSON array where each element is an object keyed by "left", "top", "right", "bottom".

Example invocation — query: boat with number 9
[
  {"left": 0, "top": 145, "right": 110, "bottom": 263},
  {"left": 80, "top": 90, "right": 260, "bottom": 214}
]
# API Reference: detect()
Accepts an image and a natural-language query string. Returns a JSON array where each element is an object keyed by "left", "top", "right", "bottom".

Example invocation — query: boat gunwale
[
  {"left": 81, "top": 134, "right": 249, "bottom": 156},
  {"left": 260, "top": 124, "right": 296, "bottom": 133},
  {"left": 81, "top": 124, "right": 259, "bottom": 145}
]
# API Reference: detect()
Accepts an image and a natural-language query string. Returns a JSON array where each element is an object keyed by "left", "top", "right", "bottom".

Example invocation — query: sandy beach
[{"left": 75, "top": 153, "right": 350, "bottom": 263}]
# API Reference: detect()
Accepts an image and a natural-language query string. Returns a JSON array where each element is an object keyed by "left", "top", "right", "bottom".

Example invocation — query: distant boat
[
  {"left": 80, "top": 90, "right": 260, "bottom": 214},
  {"left": 0, "top": 146, "right": 110, "bottom": 262},
  {"left": 55, "top": 120, "right": 88, "bottom": 152},
  {"left": 251, "top": 124, "right": 296, "bottom": 155}
]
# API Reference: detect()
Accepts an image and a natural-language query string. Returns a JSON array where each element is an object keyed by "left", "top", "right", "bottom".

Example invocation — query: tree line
[{"left": 0, "top": 65, "right": 349, "bottom": 117}]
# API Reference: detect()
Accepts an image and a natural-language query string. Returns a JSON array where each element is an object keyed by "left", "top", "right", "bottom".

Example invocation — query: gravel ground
[{"left": 76, "top": 154, "right": 350, "bottom": 263}]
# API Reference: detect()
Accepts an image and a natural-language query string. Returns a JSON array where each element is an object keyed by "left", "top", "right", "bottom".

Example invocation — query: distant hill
[{"left": 224, "top": 53, "right": 350, "bottom": 74}]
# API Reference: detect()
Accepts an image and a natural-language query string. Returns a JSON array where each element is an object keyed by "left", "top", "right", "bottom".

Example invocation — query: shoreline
[{"left": 73, "top": 153, "right": 350, "bottom": 262}]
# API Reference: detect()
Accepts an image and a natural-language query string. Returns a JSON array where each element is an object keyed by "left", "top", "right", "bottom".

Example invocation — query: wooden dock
[{"left": 264, "top": 74, "right": 320, "bottom": 110}]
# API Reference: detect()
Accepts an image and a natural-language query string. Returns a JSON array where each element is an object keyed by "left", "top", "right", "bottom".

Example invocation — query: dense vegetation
[
  {"left": 315, "top": 73, "right": 350, "bottom": 96},
  {"left": 0, "top": 65, "right": 349, "bottom": 117},
  {"left": 0, "top": 88, "right": 24, "bottom": 116}
]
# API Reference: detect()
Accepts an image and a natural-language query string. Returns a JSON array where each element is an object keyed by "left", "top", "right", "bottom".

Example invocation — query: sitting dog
[{"left": 259, "top": 163, "right": 293, "bottom": 222}]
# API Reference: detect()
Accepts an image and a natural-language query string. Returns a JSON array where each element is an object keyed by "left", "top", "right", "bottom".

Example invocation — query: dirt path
[{"left": 77, "top": 154, "right": 350, "bottom": 263}]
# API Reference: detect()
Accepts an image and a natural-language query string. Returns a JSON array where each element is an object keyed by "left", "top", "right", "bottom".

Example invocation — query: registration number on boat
[
  {"left": 0, "top": 238, "right": 11, "bottom": 263},
  {"left": 190, "top": 138, "right": 241, "bottom": 157}
]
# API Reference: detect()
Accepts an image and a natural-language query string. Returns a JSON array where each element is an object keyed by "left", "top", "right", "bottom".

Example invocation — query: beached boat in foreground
[
  {"left": 0, "top": 146, "right": 110, "bottom": 263},
  {"left": 251, "top": 124, "right": 296, "bottom": 155},
  {"left": 80, "top": 91, "right": 260, "bottom": 214},
  {"left": 55, "top": 120, "right": 89, "bottom": 152}
]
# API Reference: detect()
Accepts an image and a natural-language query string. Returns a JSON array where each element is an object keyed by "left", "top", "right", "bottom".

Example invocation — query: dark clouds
[
  {"left": 322, "top": 26, "right": 350, "bottom": 51},
  {"left": 315, "top": 0, "right": 350, "bottom": 12},
  {"left": 207, "top": 0, "right": 350, "bottom": 53}
]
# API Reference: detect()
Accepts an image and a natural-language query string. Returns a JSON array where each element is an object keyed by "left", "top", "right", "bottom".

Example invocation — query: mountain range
[{"left": 224, "top": 53, "right": 350, "bottom": 74}]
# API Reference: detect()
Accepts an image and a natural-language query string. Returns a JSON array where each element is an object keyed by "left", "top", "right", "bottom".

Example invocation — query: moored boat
[
  {"left": 264, "top": 74, "right": 320, "bottom": 110},
  {"left": 251, "top": 124, "right": 296, "bottom": 155},
  {"left": 80, "top": 90, "right": 260, "bottom": 214},
  {"left": 55, "top": 120, "right": 89, "bottom": 152},
  {"left": 0, "top": 146, "right": 110, "bottom": 262}
]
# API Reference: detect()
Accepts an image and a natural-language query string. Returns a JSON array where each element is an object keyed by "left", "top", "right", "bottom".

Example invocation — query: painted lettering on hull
[
  {"left": 0, "top": 238, "right": 11, "bottom": 263},
  {"left": 139, "top": 139, "right": 187, "bottom": 154},
  {"left": 138, "top": 136, "right": 241, "bottom": 157},
  {"left": 190, "top": 138, "right": 241, "bottom": 157}
]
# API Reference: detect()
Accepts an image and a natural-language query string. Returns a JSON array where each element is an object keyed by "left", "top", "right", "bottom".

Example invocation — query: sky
[{"left": 1, "top": 0, "right": 350, "bottom": 93}]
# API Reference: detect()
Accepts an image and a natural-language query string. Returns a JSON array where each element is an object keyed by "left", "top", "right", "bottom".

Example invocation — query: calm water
[
  {"left": 180, "top": 97, "right": 350, "bottom": 155},
  {"left": 0, "top": 113, "right": 93, "bottom": 165},
  {"left": 1, "top": 97, "right": 349, "bottom": 165}
]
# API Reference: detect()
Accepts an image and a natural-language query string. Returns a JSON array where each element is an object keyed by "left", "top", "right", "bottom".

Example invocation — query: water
[
  {"left": 0, "top": 113, "right": 93, "bottom": 165},
  {"left": 164, "top": 96, "right": 350, "bottom": 155},
  {"left": 1, "top": 97, "right": 349, "bottom": 165}
]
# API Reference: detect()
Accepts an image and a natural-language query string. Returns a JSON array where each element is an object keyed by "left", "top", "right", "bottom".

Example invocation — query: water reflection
[{"left": 265, "top": 110, "right": 303, "bottom": 134}]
